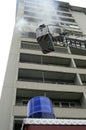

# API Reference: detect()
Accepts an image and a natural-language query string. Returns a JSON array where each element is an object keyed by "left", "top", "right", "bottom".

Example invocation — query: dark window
[
  {"left": 24, "top": 11, "right": 36, "bottom": 16},
  {"left": 21, "top": 32, "right": 36, "bottom": 39},
  {"left": 24, "top": 17, "right": 40, "bottom": 22},
  {"left": 21, "top": 42, "right": 40, "bottom": 50},
  {"left": 62, "top": 102, "right": 69, "bottom": 107},
  {"left": 59, "top": 17, "right": 75, "bottom": 22},
  {"left": 57, "top": 12, "right": 72, "bottom": 17},
  {"left": 57, "top": 7, "right": 69, "bottom": 12}
]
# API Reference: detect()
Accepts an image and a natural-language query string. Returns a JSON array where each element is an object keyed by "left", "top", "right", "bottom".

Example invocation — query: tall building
[{"left": 0, "top": 0, "right": 86, "bottom": 130}]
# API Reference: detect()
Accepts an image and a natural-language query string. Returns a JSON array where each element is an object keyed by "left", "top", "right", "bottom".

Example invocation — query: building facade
[{"left": 0, "top": 0, "right": 86, "bottom": 130}]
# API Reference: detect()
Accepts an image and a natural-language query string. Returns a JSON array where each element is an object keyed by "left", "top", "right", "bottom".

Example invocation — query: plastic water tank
[{"left": 27, "top": 96, "right": 55, "bottom": 118}]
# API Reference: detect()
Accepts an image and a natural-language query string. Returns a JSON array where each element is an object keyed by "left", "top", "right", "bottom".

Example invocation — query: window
[
  {"left": 81, "top": 43, "right": 85, "bottom": 49},
  {"left": 60, "top": 22, "right": 80, "bottom": 30},
  {"left": 53, "top": 102, "right": 60, "bottom": 106},
  {"left": 57, "top": 12, "right": 72, "bottom": 17},
  {"left": 57, "top": 7, "right": 69, "bottom": 12},
  {"left": 24, "top": 6, "right": 35, "bottom": 11},
  {"left": 22, "top": 100, "right": 28, "bottom": 105},
  {"left": 59, "top": 17, "right": 75, "bottom": 22},
  {"left": 21, "top": 42, "right": 40, "bottom": 50},
  {"left": 13, "top": 120, "right": 22, "bottom": 130},
  {"left": 68, "top": 24, "right": 80, "bottom": 29},
  {"left": 21, "top": 32, "right": 36, "bottom": 39},
  {"left": 24, "top": 17, "right": 40, "bottom": 22},
  {"left": 62, "top": 102, "right": 69, "bottom": 107},
  {"left": 24, "top": 11, "right": 36, "bottom": 16},
  {"left": 52, "top": 99, "right": 81, "bottom": 108},
  {"left": 24, "top": 1, "right": 38, "bottom": 8}
]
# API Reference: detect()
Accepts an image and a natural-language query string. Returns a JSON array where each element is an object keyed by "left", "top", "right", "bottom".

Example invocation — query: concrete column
[
  {"left": 67, "top": 46, "right": 82, "bottom": 85},
  {"left": 70, "top": 58, "right": 76, "bottom": 68},
  {"left": 42, "top": 71, "right": 45, "bottom": 83},
  {"left": 44, "top": 92, "right": 47, "bottom": 97},
  {"left": 75, "top": 74, "right": 83, "bottom": 85},
  {"left": 41, "top": 55, "right": 43, "bottom": 64},
  {"left": 81, "top": 93, "right": 86, "bottom": 108},
  {"left": 67, "top": 47, "right": 76, "bottom": 68}
]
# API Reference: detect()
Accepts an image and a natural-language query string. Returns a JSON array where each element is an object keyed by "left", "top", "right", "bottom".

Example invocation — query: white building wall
[
  {"left": 0, "top": 0, "right": 24, "bottom": 129},
  {"left": 0, "top": 29, "right": 20, "bottom": 130},
  {"left": 72, "top": 11, "right": 86, "bottom": 34}
]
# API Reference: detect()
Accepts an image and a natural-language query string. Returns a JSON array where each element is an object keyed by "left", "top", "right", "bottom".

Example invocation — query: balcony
[
  {"left": 74, "top": 59, "right": 86, "bottom": 69},
  {"left": 19, "top": 53, "right": 86, "bottom": 71},
  {"left": 70, "top": 47, "right": 86, "bottom": 56},
  {"left": 18, "top": 62, "right": 86, "bottom": 75},
  {"left": 20, "top": 40, "right": 86, "bottom": 57},
  {"left": 16, "top": 81, "right": 86, "bottom": 93},
  {"left": 80, "top": 74, "right": 86, "bottom": 86},
  {"left": 18, "top": 67, "right": 77, "bottom": 85},
  {"left": 13, "top": 105, "right": 86, "bottom": 119},
  {"left": 21, "top": 41, "right": 68, "bottom": 53},
  {"left": 20, "top": 46, "right": 86, "bottom": 61},
  {"left": 19, "top": 53, "right": 71, "bottom": 67},
  {"left": 14, "top": 86, "right": 86, "bottom": 119}
]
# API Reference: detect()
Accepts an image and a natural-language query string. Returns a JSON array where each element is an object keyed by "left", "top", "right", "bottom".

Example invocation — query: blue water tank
[{"left": 27, "top": 96, "right": 55, "bottom": 118}]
